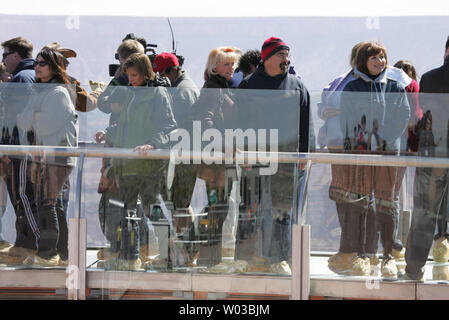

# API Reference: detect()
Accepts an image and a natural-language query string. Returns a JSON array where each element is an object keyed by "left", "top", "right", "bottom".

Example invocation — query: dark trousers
[
  {"left": 336, "top": 200, "right": 378, "bottom": 255},
  {"left": 331, "top": 163, "right": 404, "bottom": 257},
  {"left": 108, "top": 174, "right": 164, "bottom": 261},
  {"left": 405, "top": 167, "right": 449, "bottom": 276},
  {"left": 99, "top": 190, "right": 153, "bottom": 251},
  {"left": 36, "top": 164, "right": 72, "bottom": 260},
  {"left": 4, "top": 157, "right": 39, "bottom": 250},
  {"left": 273, "top": 216, "right": 291, "bottom": 262}
]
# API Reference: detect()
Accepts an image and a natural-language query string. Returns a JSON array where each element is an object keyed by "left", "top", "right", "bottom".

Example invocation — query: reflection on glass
[
  {"left": 311, "top": 86, "right": 449, "bottom": 282},
  {"left": 0, "top": 77, "right": 78, "bottom": 268},
  {"left": 90, "top": 85, "right": 304, "bottom": 276}
]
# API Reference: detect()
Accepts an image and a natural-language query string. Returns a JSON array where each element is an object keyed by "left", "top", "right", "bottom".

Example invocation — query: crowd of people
[{"left": 0, "top": 33, "right": 447, "bottom": 282}]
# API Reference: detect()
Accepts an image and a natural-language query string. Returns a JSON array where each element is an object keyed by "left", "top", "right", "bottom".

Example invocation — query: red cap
[
  {"left": 153, "top": 52, "right": 179, "bottom": 73},
  {"left": 261, "top": 37, "right": 289, "bottom": 61}
]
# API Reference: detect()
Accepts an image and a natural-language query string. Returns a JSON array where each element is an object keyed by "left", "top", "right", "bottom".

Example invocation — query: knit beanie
[{"left": 261, "top": 37, "right": 289, "bottom": 61}]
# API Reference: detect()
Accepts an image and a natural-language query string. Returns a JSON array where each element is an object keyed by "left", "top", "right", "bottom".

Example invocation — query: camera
[
  {"left": 108, "top": 33, "right": 184, "bottom": 77},
  {"left": 109, "top": 64, "right": 120, "bottom": 77}
]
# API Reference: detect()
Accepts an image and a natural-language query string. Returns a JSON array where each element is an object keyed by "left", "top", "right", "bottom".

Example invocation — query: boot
[
  {"left": 23, "top": 254, "right": 60, "bottom": 267},
  {"left": 247, "top": 255, "right": 271, "bottom": 273},
  {"left": 204, "top": 259, "right": 249, "bottom": 273},
  {"left": 433, "top": 265, "right": 449, "bottom": 281},
  {"left": 433, "top": 237, "right": 449, "bottom": 263},
  {"left": 392, "top": 247, "right": 406, "bottom": 260},
  {"left": 270, "top": 260, "right": 292, "bottom": 276},
  {"left": 0, "top": 241, "right": 14, "bottom": 263},
  {"left": 117, "top": 257, "right": 142, "bottom": 271},
  {"left": 7, "top": 246, "right": 36, "bottom": 265},
  {"left": 328, "top": 252, "right": 357, "bottom": 274},
  {"left": 380, "top": 255, "right": 398, "bottom": 279}
]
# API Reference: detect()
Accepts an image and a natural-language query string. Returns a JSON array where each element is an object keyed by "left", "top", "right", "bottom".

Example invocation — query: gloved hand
[{"left": 89, "top": 80, "right": 107, "bottom": 92}]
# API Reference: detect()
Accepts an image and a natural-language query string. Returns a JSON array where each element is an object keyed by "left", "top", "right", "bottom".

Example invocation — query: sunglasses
[
  {"left": 2, "top": 51, "right": 14, "bottom": 60},
  {"left": 33, "top": 60, "right": 48, "bottom": 67}
]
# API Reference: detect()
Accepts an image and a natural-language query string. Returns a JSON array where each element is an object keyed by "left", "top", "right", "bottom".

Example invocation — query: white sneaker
[
  {"left": 381, "top": 256, "right": 398, "bottom": 279},
  {"left": 270, "top": 261, "right": 292, "bottom": 276},
  {"left": 0, "top": 240, "right": 12, "bottom": 252},
  {"left": 350, "top": 257, "right": 370, "bottom": 276},
  {"left": 204, "top": 260, "right": 249, "bottom": 274},
  {"left": 23, "top": 254, "right": 60, "bottom": 267},
  {"left": 247, "top": 256, "right": 271, "bottom": 273}
]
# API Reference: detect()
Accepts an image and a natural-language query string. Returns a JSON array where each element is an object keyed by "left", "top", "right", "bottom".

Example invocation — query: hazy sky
[{"left": 1, "top": 0, "right": 448, "bottom": 16}]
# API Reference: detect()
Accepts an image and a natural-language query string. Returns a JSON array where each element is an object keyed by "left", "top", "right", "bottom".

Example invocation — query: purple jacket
[{"left": 317, "top": 70, "right": 354, "bottom": 147}]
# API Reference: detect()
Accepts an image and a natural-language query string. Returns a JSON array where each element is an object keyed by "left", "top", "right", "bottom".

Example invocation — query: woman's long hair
[{"left": 36, "top": 47, "right": 71, "bottom": 84}]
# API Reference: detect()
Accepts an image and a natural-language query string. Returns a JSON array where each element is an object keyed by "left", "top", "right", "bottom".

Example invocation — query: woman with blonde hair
[
  {"left": 198, "top": 46, "right": 241, "bottom": 130},
  {"left": 195, "top": 46, "right": 242, "bottom": 271},
  {"left": 196, "top": 46, "right": 241, "bottom": 199}
]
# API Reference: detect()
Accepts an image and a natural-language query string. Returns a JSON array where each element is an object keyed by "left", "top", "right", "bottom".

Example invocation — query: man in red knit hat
[{"left": 238, "top": 37, "right": 314, "bottom": 276}]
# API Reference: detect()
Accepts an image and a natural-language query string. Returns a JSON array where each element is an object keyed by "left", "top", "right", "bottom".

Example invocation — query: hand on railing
[
  {"left": 134, "top": 144, "right": 155, "bottom": 155},
  {"left": 94, "top": 130, "right": 106, "bottom": 144},
  {"left": 321, "top": 107, "right": 340, "bottom": 119}
]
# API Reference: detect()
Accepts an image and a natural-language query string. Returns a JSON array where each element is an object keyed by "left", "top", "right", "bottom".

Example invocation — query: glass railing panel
[
  {"left": 308, "top": 89, "right": 449, "bottom": 282},
  {"left": 0, "top": 83, "right": 78, "bottom": 273},
  {"left": 83, "top": 85, "right": 303, "bottom": 278}
]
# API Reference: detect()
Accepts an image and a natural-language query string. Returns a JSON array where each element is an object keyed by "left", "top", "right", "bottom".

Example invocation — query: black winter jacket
[
  {"left": 195, "top": 74, "right": 236, "bottom": 133},
  {"left": 238, "top": 65, "right": 312, "bottom": 153},
  {"left": 419, "top": 59, "right": 449, "bottom": 94}
]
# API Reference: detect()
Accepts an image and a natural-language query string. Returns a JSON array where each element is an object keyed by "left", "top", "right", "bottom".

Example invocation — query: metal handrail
[{"left": 1, "top": 144, "right": 449, "bottom": 168}]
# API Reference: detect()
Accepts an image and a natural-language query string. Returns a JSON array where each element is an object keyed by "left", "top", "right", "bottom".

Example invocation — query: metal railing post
[
  {"left": 291, "top": 160, "right": 312, "bottom": 300},
  {"left": 67, "top": 152, "right": 86, "bottom": 300}
]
